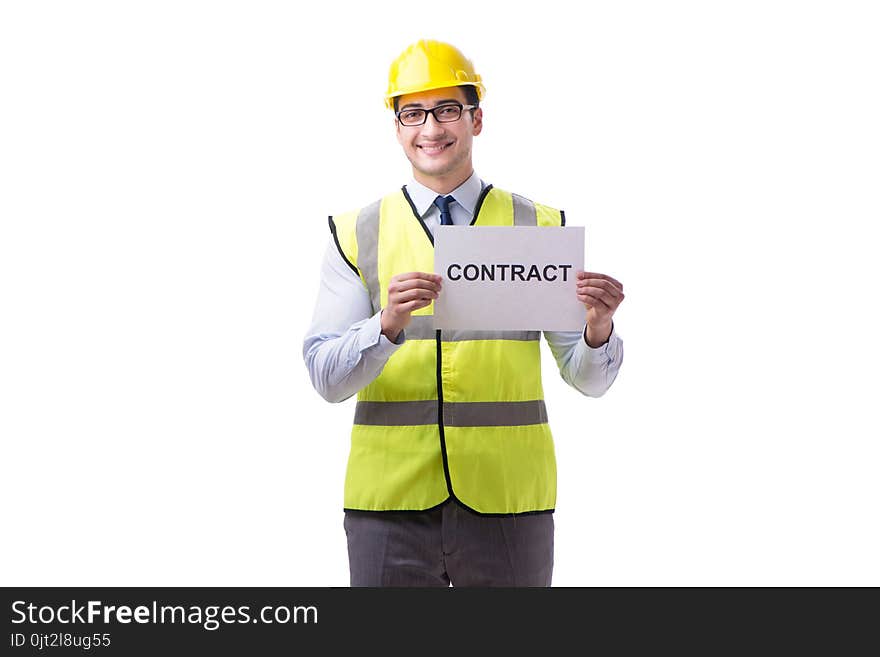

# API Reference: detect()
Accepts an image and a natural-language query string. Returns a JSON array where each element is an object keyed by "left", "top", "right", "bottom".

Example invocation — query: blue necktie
[{"left": 434, "top": 195, "right": 454, "bottom": 226}]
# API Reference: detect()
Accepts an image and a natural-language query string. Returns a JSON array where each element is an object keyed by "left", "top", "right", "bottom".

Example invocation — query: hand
[
  {"left": 576, "top": 271, "right": 624, "bottom": 347},
  {"left": 380, "top": 272, "right": 442, "bottom": 341}
]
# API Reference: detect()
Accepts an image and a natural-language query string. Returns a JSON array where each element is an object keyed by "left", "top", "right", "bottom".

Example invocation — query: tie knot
[
  {"left": 433, "top": 195, "right": 454, "bottom": 226},
  {"left": 433, "top": 195, "right": 454, "bottom": 212}
]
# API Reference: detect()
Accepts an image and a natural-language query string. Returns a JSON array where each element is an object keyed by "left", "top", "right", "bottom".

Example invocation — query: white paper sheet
[{"left": 433, "top": 226, "right": 585, "bottom": 331}]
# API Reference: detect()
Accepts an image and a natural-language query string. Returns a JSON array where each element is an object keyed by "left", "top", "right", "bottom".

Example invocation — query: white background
[{"left": 1, "top": 0, "right": 878, "bottom": 586}]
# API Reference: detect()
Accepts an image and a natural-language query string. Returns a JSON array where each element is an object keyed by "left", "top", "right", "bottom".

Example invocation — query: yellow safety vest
[{"left": 330, "top": 185, "right": 566, "bottom": 515}]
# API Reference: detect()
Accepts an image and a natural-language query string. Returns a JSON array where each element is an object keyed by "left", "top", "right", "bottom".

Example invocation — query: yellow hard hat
[{"left": 385, "top": 39, "right": 485, "bottom": 110}]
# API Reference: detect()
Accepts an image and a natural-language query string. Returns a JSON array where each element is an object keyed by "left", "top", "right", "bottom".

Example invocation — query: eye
[
  {"left": 400, "top": 109, "right": 424, "bottom": 123},
  {"left": 436, "top": 105, "right": 460, "bottom": 118}
]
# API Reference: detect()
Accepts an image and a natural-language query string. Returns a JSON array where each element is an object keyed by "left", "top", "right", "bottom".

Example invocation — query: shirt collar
[{"left": 404, "top": 171, "right": 485, "bottom": 219}]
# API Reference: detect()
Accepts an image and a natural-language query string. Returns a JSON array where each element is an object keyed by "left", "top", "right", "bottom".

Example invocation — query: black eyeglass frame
[{"left": 395, "top": 102, "right": 478, "bottom": 127}]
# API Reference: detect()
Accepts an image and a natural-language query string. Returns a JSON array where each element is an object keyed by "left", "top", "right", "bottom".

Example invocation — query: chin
[
  {"left": 411, "top": 162, "right": 447, "bottom": 177},
  {"left": 421, "top": 164, "right": 452, "bottom": 176},
  {"left": 418, "top": 157, "right": 461, "bottom": 176}
]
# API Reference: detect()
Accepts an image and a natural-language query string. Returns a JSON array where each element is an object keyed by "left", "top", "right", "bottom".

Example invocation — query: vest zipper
[{"left": 435, "top": 329, "right": 455, "bottom": 497}]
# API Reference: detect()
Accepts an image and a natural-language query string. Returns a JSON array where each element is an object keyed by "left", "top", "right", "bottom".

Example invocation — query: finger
[
  {"left": 577, "top": 275, "right": 622, "bottom": 293},
  {"left": 576, "top": 278, "right": 622, "bottom": 296},
  {"left": 577, "top": 271, "right": 622, "bottom": 289},
  {"left": 581, "top": 290, "right": 624, "bottom": 310},
  {"left": 390, "top": 278, "right": 442, "bottom": 295},
  {"left": 577, "top": 287, "right": 622, "bottom": 308},
  {"left": 577, "top": 293, "right": 613, "bottom": 312},
  {"left": 577, "top": 281, "right": 622, "bottom": 303},
  {"left": 577, "top": 285, "right": 621, "bottom": 308},
  {"left": 393, "top": 271, "right": 443, "bottom": 285},
  {"left": 392, "top": 288, "right": 439, "bottom": 305}
]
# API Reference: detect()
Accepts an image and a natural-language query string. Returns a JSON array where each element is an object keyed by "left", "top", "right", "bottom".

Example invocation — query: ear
[{"left": 472, "top": 107, "right": 483, "bottom": 136}]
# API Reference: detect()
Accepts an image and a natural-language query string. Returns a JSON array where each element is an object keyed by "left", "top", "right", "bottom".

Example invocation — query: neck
[{"left": 413, "top": 167, "right": 473, "bottom": 196}]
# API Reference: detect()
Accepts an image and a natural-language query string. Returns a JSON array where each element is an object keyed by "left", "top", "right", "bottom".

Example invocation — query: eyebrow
[{"left": 399, "top": 99, "right": 461, "bottom": 110}]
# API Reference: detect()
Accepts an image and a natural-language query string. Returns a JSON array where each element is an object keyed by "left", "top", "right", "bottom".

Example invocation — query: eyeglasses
[{"left": 396, "top": 102, "right": 477, "bottom": 127}]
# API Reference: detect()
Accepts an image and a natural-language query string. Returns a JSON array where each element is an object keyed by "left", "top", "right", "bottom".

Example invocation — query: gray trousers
[{"left": 343, "top": 500, "right": 554, "bottom": 587}]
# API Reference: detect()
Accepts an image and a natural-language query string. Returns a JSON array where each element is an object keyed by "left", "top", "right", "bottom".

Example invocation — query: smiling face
[{"left": 394, "top": 86, "right": 483, "bottom": 194}]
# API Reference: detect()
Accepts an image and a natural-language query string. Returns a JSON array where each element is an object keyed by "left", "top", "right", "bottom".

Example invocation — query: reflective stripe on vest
[{"left": 330, "top": 186, "right": 565, "bottom": 515}]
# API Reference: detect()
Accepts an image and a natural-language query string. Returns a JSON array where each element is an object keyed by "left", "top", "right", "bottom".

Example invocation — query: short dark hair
[{"left": 393, "top": 84, "right": 480, "bottom": 113}]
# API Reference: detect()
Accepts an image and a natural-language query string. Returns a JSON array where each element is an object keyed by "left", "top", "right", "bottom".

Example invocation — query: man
[{"left": 303, "top": 40, "right": 624, "bottom": 587}]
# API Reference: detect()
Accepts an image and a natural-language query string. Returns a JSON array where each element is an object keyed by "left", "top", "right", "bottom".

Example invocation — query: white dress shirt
[{"left": 303, "top": 172, "right": 623, "bottom": 403}]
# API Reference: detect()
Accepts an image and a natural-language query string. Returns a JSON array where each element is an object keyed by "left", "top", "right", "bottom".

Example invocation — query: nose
[{"left": 420, "top": 111, "right": 446, "bottom": 137}]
